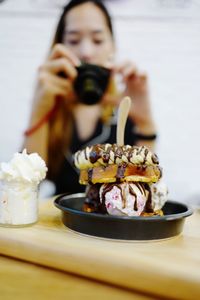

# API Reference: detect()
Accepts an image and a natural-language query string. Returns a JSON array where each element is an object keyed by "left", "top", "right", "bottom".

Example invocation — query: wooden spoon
[{"left": 116, "top": 96, "right": 131, "bottom": 146}]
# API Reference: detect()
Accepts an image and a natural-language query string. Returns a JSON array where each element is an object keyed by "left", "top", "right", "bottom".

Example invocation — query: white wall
[{"left": 0, "top": 0, "right": 200, "bottom": 203}]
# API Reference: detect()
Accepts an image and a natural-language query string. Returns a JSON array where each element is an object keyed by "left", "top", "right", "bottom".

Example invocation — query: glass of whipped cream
[{"left": 0, "top": 149, "right": 47, "bottom": 227}]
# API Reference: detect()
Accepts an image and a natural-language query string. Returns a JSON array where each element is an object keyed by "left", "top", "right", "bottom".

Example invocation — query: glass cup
[{"left": 0, "top": 180, "right": 39, "bottom": 227}]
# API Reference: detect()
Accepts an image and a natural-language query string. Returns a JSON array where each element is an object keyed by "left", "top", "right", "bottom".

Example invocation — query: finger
[
  {"left": 139, "top": 73, "right": 148, "bottom": 81},
  {"left": 103, "top": 53, "right": 115, "bottom": 69},
  {"left": 46, "top": 79, "right": 72, "bottom": 97},
  {"left": 47, "top": 72, "right": 71, "bottom": 90},
  {"left": 114, "top": 61, "right": 137, "bottom": 74},
  {"left": 46, "top": 83, "right": 68, "bottom": 97},
  {"left": 137, "top": 74, "right": 149, "bottom": 92},
  {"left": 41, "top": 58, "right": 78, "bottom": 80},
  {"left": 103, "top": 61, "right": 114, "bottom": 71},
  {"left": 121, "top": 64, "right": 139, "bottom": 81},
  {"left": 49, "top": 44, "right": 80, "bottom": 66},
  {"left": 39, "top": 71, "right": 71, "bottom": 95},
  {"left": 132, "top": 73, "right": 148, "bottom": 89}
]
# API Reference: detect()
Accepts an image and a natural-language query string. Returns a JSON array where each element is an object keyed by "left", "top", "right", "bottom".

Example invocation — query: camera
[{"left": 74, "top": 63, "right": 111, "bottom": 105}]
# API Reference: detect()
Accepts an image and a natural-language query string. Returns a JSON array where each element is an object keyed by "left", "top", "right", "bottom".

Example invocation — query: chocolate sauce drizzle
[
  {"left": 89, "top": 145, "right": 101, "bottom": 163},
  {"left": 129, "top": 185, "right": 138, "bottom": 211},
  {"left": 116, "top": 163, "right": 127, "bottom": 181},
  {"left": 143, "top": 183, "right": 153, "bottom": 213},
  {"left": 101, "top": 183, "right": 116, "bottom": 210},
  {"left": 84, "top": 144, "right": 159, "bottom": 166},
  {"left": 88, "top": 168, "right": 93, "bottom": 184}
]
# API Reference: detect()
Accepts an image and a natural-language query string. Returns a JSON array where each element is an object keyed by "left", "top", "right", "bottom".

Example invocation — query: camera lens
[{"left": 74, "top": 64, "right": 110, "bottom": 105}]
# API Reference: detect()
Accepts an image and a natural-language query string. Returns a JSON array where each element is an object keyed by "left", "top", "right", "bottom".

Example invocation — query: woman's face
[{"left": 63, "top": 2, "right": 115, "bottom": 65}]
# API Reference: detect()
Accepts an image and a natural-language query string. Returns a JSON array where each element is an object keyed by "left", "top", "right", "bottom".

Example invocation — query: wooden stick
[{"left": 116, "top": 96, "right": 131, "bottom": 146}]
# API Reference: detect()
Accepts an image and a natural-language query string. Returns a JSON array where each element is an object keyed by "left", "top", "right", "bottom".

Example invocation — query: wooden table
[{"left": 0, "top": 199, "right": 200, "bottom": 300}]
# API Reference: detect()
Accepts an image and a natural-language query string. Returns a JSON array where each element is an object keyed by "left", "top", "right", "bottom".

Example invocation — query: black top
[{"left": 54, "top": 116, "right": 137, "bottom": 195}]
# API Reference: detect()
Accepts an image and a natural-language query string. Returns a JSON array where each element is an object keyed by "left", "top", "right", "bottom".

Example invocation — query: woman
[{"left": 24, "top": 0, "right": 157, "bottom": 195}]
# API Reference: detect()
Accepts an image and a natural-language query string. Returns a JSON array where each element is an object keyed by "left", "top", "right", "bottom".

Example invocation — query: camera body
[{"left": 74, "top": 63, "right": 111, "bottom": 105}]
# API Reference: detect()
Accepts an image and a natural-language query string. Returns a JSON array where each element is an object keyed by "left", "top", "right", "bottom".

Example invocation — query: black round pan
[{"left": 54, "top": 193, "right": 193, "bottom": 241}]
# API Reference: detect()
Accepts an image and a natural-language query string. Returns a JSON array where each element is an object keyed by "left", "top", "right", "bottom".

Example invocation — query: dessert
[
  {"left": 0, "top": 149, "right": 47, "bottom": 226},
  {"left": 74, "top": 144, "right": 168, "bottom": 216},
  {"left": 74, "top": 96, "right": 168, "bottom": 217}
]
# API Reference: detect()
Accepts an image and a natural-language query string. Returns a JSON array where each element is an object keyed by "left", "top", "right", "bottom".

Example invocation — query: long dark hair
[
  {"left": 48, "top": 0, "right": 114, "bottom": 181},
  {"left": 53, "top": 0, "right": 114, "bottom": 45}
]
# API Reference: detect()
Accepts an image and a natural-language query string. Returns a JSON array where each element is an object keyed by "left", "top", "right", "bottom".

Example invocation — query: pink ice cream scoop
[{"left": 99, "top": 182, "right": 147, "bottom": 216}]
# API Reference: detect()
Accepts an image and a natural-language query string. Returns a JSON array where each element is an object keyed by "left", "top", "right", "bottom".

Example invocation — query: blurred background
[{"left": 0, "top": 0, "right": 200, "bottom": 203}]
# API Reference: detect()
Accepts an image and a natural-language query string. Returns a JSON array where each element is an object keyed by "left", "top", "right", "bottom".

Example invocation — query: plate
[{"left": 54, "top": 193, "right": 193, "bottom": 240}]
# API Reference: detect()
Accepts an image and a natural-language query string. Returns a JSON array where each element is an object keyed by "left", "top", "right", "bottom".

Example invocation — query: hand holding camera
[
  {"left": 35, "top": 44, "right": 80, "bottom": 116},
  {"left": 114, "top": 61, "right": 155, "bottom": 133},
  {"left": 36, "top": 44, "right": 153, "bottom": 134},
  {"left": 37, "top": 44, "right": 111, "bottom": 112}
]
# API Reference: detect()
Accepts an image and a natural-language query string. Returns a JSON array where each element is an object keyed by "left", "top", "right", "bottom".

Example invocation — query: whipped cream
[
  {"left": 0, "top": 149, "right": 47, "bottom": 184},
  {"left": 0, "top": 149, "right": 47, "bottom": 226},
  {"left": 0, "top": 181, "right": 38, "bottom": 225}
]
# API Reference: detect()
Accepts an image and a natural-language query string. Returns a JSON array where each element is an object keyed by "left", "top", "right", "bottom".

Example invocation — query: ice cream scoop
[
  {"left": 151, "top": 181, "right": 168, "bottom": 211},
  {"left": 99, "top": 181, "right": 168, "bottom": 217},
  {"left": 100, "top": 182, "right": 148, "bottom": 216}
]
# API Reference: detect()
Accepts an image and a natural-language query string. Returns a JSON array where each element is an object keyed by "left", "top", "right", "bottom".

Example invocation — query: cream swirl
[
  {"left": 74, "top": 144, "right": 159, "bottom": 170},
  {"left": 0, "top": 149, "right": 47, "bottom": 184}
]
